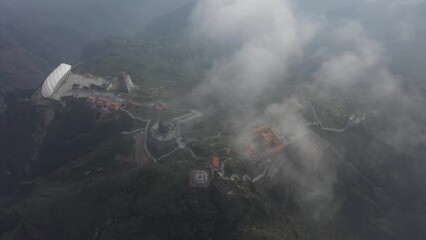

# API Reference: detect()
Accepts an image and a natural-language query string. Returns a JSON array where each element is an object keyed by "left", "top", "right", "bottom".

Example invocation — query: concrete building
[
  {"left": 189, "top": 169, "right": 211, "bottom": 188},
  {"left": 117, "top": 72, "right": 135, "bottom": 93},
  {"left": 41, "top": 64, "right": 112, "bottom": 101},
  {"left": 41, "top": 63, "right": 72, "bottom": 98}
]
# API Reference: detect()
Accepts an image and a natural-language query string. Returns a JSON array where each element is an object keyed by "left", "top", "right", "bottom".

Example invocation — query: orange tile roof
[
  {"left": 209, "top": 156, "right": 220, "bottom": 168},
  {"left": 109, "top": 103, "right": 120, "bottom": 111},
  {"left": 246, "top": 124, "right": 286, "bottom": 161},
  {"left": 87, "top": 96, "right": 97, "bottom": 104}
]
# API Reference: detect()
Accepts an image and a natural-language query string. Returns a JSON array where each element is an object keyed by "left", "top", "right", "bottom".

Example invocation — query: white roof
[{"left": 42, "top": 63, "right": 72, "bottom": 98}]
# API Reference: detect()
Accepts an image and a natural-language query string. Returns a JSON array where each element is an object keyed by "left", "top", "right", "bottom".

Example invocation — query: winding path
[
  {"left": 308, "top": 103, "right": 364, "bottom": 133},
  {"left": 121, "top": 109, "right": 157, "bottom": 163}
]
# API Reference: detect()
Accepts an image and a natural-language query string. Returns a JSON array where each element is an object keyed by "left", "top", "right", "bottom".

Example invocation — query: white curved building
[{"left": 41, "top": 63, "right": 72, "bottom": 98}]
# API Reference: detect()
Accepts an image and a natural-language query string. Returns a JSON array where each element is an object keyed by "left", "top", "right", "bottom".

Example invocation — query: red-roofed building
[
  {"left": 87, "top": 96, "right": 97, "bottom": 104},
  {"left": 245, "top": 124, "right": 286, "bottom": 162},
  {"left": 209, "top": 156, "right": 221, "bottom": 169}
]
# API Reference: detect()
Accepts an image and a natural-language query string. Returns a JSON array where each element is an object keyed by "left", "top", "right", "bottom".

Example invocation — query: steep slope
[
  {"left": 140, "top": 1, "right": 196, "bottom": 41},
  {"left": 0, "top": 1, "right": 194, "bottom": 91},
  {"left": 0, "top": 2, "right": 425, "bottom": 240}
]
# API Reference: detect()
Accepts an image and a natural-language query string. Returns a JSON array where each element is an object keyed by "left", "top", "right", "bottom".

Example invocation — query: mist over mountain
[
  {"left": 0, "top": 0, "right": 193, "bottom": 91},
  {"left": 1, "top": 0, "right": 193, "bottom": 39},
  {"left": 0, "top": 1, "right": 426, "bottom": 239}
]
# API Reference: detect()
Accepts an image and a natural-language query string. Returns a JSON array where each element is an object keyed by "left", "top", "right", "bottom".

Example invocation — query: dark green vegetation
[
  {"left": 330, "top": 124, "right": 426, "bottom": 240},
  {"left": 78, "top": 38, "right": 207, "bottom": 104},
  {"left": 0, "top": 0, "right": 195, "bottom": 92},
  {"left": 31, "top": 99, "right": 135, "bottom": 177},
  {"left": 0, "top": 6, "right": 86, "bottom": 92},
  {"left": 0, "top": 99, "right": 344, "bottom": 240},
  {"left": 0, "top": 67, "right": 424, "bottom": 240},
  {"left": 0, "top": 90, "right": 37, "bottom": 195},
  {"left": 0, "top": 98, "right": 318, "bottom": 239},
  {"left": 1, "top": 2, "right": 426, "bottom": 240},
  {"left": 2, "top": 90, "right": 425, "bottom": 239}
]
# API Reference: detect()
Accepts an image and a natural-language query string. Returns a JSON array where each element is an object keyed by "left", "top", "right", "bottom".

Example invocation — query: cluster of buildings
[
  {"left": 40, "top": 64, "right": 136, "bottom": 102},
  {"left": 187, "top": 116, "right": 335, "bottom": 188},
  {"left": 189, "top": 146, "right": 231, "bottom": 188},
  {"left": 41, "top": 64, "right": 112, "bottom": 101},
  {"left": 186, "top": 123, "right": 331, "bottom": 188},
  {"left": 86, "top": 95, "right": 123, "bottom": 112}
]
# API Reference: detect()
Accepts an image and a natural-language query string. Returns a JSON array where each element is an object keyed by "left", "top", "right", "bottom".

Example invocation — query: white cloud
[
  {"left": 190, "top": 0, "right": 316, "bottom": 104},
  {"left": 188, "top": 0, "right": 426, "bottom": 219}
]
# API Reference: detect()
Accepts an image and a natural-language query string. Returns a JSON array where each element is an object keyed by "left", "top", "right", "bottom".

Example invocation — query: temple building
[{"left": 245, "top": 124, "right": 286, "bottom": 162}]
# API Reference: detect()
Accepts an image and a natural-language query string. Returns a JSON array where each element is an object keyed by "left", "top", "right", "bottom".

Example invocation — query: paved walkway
[
  {"left": 308, "top": 103, "right": 365, "bottom": 133},
  {"left": 135, "top": 133, "right": 150, "bottom": 168}
]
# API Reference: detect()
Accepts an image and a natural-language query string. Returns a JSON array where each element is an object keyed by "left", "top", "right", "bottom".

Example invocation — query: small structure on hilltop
[
  {"left": 147, "top": 120, "right": 178, "bottom": 155},
  {"left": 117, "top": 72, "right": 135, "bottom": 93},
  {"left": 189, "top": 169, "right": 211, "bottom": 188},
  {"left": 245, "top": 124, "right": 286, "bottom": 162}
]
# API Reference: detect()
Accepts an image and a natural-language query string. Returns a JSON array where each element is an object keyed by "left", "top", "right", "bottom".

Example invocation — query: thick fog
[
  {"left": 1, "top": 0, "right": 425, "bottom": 221},
  {"left": 0, "top": 0, "right": 193, "bottom": 38},
  {"left": 188, "top": 0, "right": 426, "bottom": 218}
]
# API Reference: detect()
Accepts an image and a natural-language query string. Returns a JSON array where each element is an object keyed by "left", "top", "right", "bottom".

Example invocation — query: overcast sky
[{"left": 0, "top": 0, "right": 193, "bottom": 37}]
